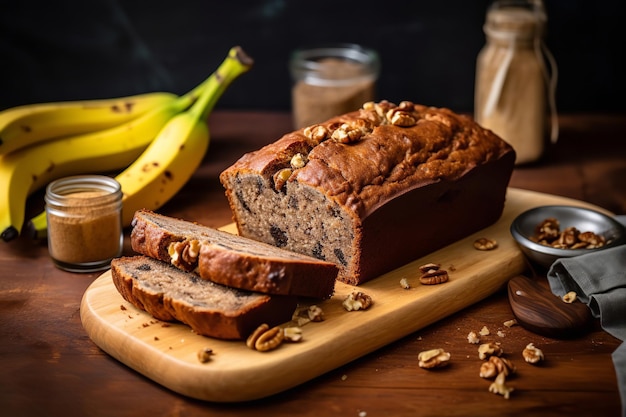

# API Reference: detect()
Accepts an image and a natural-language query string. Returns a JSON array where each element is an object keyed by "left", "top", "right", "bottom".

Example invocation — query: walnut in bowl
[{"left": 510, "top": 205, "right": 626, "bottom": 268}]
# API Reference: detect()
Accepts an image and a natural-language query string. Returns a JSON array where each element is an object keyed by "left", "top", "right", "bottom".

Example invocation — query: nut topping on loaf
[{"left": 220, "top": 101, "right": 516, "bottom": 285}]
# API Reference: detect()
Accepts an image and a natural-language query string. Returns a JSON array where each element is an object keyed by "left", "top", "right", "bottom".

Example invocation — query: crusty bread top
[
  {"left": 220, "top": 101, "right": 515, "bottom": 218},
  {"left": 111, "top": 256, "right": 298, "bottom": 340},
  {"left": 130, "top": 210, "right": 338, "bottom": 299}
]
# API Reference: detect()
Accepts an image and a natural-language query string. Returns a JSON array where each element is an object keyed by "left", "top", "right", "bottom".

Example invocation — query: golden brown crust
[
  {"left": 219, "top": 101, "right": 516, "bottom": 285},
  {"left": 222, "top": 101, "right": 514, "bottom": 219},
  {"left": 130, "top": 210, "right": 338, "bottom": 299}
]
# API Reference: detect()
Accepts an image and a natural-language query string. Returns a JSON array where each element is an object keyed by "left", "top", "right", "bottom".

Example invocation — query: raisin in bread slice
[
  {"left": 130, "top": 210, "right": 338, "bottom": 299},
  {"left": 111, "top": 256, "right": 298, "bottom": 340}
]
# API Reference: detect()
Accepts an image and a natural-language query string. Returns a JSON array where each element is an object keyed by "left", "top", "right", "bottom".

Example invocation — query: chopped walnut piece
[
  {"left": 303, "top": 124, "right": 329, "bottom": 143},
  {"left": 480, "top": 356, "right": 516, "bottom": 379},
  {"left": 307, "top": 305, "right": 325, "bottom": 322},
  {"left": 578, "top": 231, "right": 606, "bottom": 248},
  {"left": 400, "top": 278, "right": 411, "bottom": 289},
  {"left": 473, "top": 237, "right": 498, "bottom": 251},
  {"left": 273, "top": 168, "right": 292, "bottom": 191},
  {"left": 418, "top": 348, "right": 451, "bottom": 369},
  {"left": 562, "top": 291, "right": 577, "bottom": 303},
  {"left": 168, "top": 239, "right": 201, "bottom": 271},
  {"left": 489, "top": 372, "right": 514, "bottom": 399},
  {"left": 330, "top": 119, "right": 372, "bottom": 143},
  {"left": 531, "top": 217, "right": 608, "bottom": 249},
  {"left": 343, "top": 291, "right": 373, "bottom": 311},
  {"left": 387, "top": 109, "right": 417, "bottom": 127},
  {"left": 303, "top": 125, "right": 330, "bottom": 144},
  {"left": 467, "top": 331, "right": 480, "bottom": 344},
  {"left": 478, "top": 342, "right": 503, "bottom": 360},
  {"left": 534, "top": 217, "right": 560, "bottom": 241},
  {"left": 522, "top": 343, "right": 544, "bottom": 364},
  {"left": 479, "top": 326, "right": 490, "bottom": 336},
  {"left": 290, "top": 153, "right": 307, "bottom": 169},
  {"left": 366, "top": 100, "right": 396, "bottom": 120},
  {"left": 362, "top": 101, "right": 376, "bottom": 111},
  {"left": 283, "top": 327, "right": 303, "bottom": 342},
  {"left": 197, "top": 347, "right": 214, "bottom": 363},
  {"left": 503, "top": 319, "right": 518, "bottom": 328},
  {"left": 295, "top": 317, "right": 311, "bottom": 326}
]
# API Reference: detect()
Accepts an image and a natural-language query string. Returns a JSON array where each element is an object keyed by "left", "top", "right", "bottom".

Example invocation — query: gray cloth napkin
[{"left": 547, "top": 240, "right": 626, "bottom": 417}]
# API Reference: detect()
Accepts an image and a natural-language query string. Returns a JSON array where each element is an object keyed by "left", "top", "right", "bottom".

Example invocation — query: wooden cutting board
[{"left": 80, "top": 188, "right": 608, "bottom": 402}]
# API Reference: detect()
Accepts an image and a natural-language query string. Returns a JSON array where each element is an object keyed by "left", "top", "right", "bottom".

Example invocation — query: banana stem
[{"left": 188, "top": 46, "right": 254, "bottom": 122}]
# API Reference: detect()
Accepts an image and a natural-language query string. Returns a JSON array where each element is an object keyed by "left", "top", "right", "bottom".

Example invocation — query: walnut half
[
  {"left": 478, "top": 342, "right": 503, "bottom": 360},
  {"left": 418, "top": 348, "right": 451, "bottom": 369},
  {"left": 488, "top": 372, "right": 514, "bottom": 399},
  {"left": 479, "top": 356, "right": 516, "bottom": 379},
  {"left": 246, "top": 323, "right": 284, "bottom": 352},
  {"left": 522, "top": 343, "right": 544, "bottom": 364},
  {"left": 342, "top": 291, "right": 373, "bottom": 311},
  {"left": 168, "top": 239, "right": 201, "bottom": 271}
]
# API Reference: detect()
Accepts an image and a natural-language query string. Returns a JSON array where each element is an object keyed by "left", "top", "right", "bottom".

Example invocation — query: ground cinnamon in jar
[
  {"left": 290, "top": 44, "right": 380, "bottom": 129},
  {"left": 45, "top": 175, "right": 123, "bottom": 272}
]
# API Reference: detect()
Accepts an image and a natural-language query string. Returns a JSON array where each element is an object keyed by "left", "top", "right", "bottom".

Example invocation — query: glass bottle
[
  {"left": 474, "top": 0, "right": 558, "bottom": 165},
  {"left": 289, "top": 43, "right": 380, "bottom": 130},
  {"left": 45, "top": 175, "right": 123, "bottom": 273}
]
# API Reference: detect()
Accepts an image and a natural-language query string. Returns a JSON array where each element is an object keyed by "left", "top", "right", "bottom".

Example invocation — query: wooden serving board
[{"left": 80, "top": 188, "right": 608, "bottom": 402}]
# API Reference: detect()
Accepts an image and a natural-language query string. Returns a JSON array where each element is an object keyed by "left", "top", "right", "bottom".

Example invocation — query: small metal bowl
[{"left": 510, "top": 205, "right": 626, "bottom": 268}]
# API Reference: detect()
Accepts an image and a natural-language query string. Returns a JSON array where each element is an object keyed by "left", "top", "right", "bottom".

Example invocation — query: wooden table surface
[{"left": 1, "top": 111, "right": 625, "bottom": 417}]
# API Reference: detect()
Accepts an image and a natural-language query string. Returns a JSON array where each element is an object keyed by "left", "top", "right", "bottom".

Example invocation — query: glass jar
[
  {"left": 474, "top": 0, "right": 558, "bottom": 165},
  {"left": 45, "top": 175, "right": 123, "bottom": 273},
  {"left": 289, "top": 43, "right": 380, "bottom": 129}
]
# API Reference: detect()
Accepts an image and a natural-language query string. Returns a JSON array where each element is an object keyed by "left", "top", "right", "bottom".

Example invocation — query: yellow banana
[
  {"left": 116, "top": 46, "right": 253, "bottom": 226},
  {"left": 0, "top": 91, "right": 179, "bottom": 156},
  {"left": 0, "top": 83, "right": 204, "bottom": 242},
  {"left": 22, "top": 46, "right": 253, "bottom": 240}
]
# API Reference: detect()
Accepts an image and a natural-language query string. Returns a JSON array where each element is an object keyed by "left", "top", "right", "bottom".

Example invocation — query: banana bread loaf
[
  {"left": 111, "top": 256, "right": 298, "bottom": 340},
  {"left": 130, "top": 210, "right": 338, "bottom": 299},
  {"left": 220, "top": 100, "right": 516, "bottom": 285}
]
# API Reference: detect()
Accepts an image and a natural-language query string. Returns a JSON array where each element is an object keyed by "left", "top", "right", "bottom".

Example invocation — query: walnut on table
[
  {"left": 246, "top": 323, "right": 284, "bottom": 352},
  {"left": 522, "top": 343, "right": 545, "bottom": 364},
  {"left": 418, "top": 348, "right": 451, "bottom": 369}
]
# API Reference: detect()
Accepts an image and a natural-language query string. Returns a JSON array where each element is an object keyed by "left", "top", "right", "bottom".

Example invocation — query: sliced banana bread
[
  {"left": 220, "top": 100, "right": 516, "bottom": 285},
  {"left": 111, "top": 256, "right": 298, "bottom": 340},
  {"left": 130, "top": 210, "right": 338, "bottom": 299}
]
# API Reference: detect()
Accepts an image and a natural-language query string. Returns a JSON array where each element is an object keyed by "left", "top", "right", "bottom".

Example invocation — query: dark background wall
[{"left": 1, "top": 0, "right": 624, "bottom": 114}]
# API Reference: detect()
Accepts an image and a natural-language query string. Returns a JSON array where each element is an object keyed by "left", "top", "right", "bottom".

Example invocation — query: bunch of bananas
[{"left": 0, "top": 46, "right": 253, "bottom": 242}]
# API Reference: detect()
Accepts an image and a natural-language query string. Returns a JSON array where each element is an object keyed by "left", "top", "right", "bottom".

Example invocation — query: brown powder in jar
[
  {"left": 292, "top": 58, "right": 375, "bottom": 129},
  {"left": 47, "top": 191, "right": 122, "bottom": 264}
]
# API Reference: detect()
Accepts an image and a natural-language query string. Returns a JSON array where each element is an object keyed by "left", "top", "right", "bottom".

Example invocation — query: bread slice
[
  {"left": 130, "top": 210, "right": 338, "bottom": 299},
  {"left": 111, "top": 256, "right": 298, "bottom": 340}
]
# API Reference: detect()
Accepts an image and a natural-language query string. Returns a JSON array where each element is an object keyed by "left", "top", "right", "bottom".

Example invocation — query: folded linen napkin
[{"left": 547, "top": 231, "right": 626, "bottom": 417}]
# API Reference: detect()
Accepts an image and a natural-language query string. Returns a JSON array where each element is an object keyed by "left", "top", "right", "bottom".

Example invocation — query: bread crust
[
  {"left": 111, "top": 256, "right": 298, "bottom": 340},
  {"left": 220, "top": 101, "right": 516, "bottom": 285},
  {"left": 130, "top": 210, "right": 338, "bottom": 299}
]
